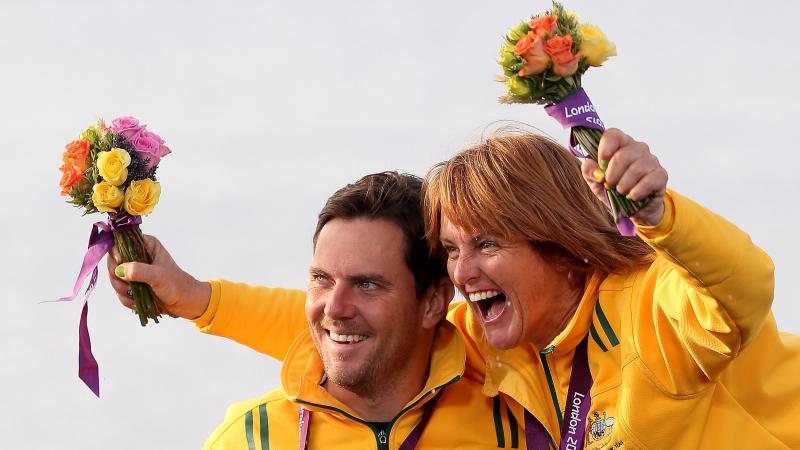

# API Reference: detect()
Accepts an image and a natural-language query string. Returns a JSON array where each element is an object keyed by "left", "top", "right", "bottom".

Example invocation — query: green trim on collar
[{"left": 595, "top": 300, "right": 619, "bottom": 347}]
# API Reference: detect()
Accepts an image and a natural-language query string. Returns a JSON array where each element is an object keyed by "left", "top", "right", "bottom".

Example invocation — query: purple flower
[
  {"left": 109, "top": 116, "right": 172, "bottom": 168},
  {"left": 131, "top": 130, "right": 171, "bottom": 168},
  {"left": 109, "top": 116, "right": 145, "bottom": 141}
]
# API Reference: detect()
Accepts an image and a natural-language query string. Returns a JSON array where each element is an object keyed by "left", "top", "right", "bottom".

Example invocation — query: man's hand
[
  {"left": 580, "top": 128, "right": 668, "bottom": 227},
  {"left": 107, "top": 235, "right": 211, "bottom": 320}
]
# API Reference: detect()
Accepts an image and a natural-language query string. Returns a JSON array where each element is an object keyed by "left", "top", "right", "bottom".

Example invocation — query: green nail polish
[
  {"left": 115, "top": 265, "right": 125, "bottom": 278},
  {"left": 599, "top": 160, "right": 608, "bottom": 169}
]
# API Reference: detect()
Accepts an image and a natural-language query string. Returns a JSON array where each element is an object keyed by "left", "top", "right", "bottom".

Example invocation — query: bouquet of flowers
[
  {"left": 55, "top": 116, "right": 170, "bottom": 395},
  {"left": 497, "top": 2, "right": 642, "bottom": 235}
]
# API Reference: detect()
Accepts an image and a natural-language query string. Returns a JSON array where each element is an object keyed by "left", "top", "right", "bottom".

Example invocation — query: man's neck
[
  {"left": 324, "top": 376, "right": 424, "bottom": 422},
  {"left": 324, "top": 338, "right": 434, "bottom": 422}
]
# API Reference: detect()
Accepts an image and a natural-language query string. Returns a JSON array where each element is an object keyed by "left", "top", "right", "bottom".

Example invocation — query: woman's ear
[{"left": 421, "top": 278, "right": 455, "bottom": 329}]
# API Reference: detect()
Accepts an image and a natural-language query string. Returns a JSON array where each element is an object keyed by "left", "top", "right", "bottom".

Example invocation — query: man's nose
[{"left": 324, "top": 284, "right": 356, "bottom": 320}]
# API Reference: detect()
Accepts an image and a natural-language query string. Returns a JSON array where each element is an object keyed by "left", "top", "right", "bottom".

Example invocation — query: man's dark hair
[{"left": 313, "top": 171, "right": 447, "bottom": 299}]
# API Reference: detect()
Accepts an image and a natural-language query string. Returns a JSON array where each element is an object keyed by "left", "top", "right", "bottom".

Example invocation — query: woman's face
[{"left": 439, "top": 216, "right": 576, "bottom": 350}]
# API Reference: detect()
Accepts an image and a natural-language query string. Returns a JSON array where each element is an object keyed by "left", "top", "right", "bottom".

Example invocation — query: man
[{"left": 111, "top": 172, "right": 517, "bottom": 449}]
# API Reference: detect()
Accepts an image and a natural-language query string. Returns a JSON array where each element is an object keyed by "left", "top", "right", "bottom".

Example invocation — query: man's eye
[
  {"left": 358, "top": 281, "right": 377, "bottom": 290},
  {"left": 310, "top": 273, "right": 328, "bottom": 283}
]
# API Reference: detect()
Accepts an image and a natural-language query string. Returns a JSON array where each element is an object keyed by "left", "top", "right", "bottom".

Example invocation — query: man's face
[{"left": 306, "top": 217, "right": 427, "bottom": 396}]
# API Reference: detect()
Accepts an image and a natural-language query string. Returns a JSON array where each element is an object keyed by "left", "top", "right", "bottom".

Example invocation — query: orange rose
[
  {"left": 544, "top": 34, "right": 581, "bottom": 77},
  {"left": 514, "top": 33, "right": 535, "bottom": 56},
  {"left": 59, "top": 163, "right": 83, "bottom": 196},
  {"left": 62, "top": 139, "right": 90, "bottom": 173},
  {"left": 518, "top": 35, "right": 550, "bottom": 76},
  {"left": 528, "top": 14, "right": 557, "bottom": 37}
]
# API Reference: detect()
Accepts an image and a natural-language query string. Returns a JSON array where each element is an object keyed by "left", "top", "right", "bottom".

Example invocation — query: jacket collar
[
  {"left": 546, "top": 269, "right": 604, "bottom": 355},
  {"left": 280, "top": 322, "right": 466, "bottom": 419},
  {"left": 475, "top": 270, "right": 605, "bottom": 430}
]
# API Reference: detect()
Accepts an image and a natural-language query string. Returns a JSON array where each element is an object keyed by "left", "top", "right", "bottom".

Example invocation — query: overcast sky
[{"left": 3, "top": 0, "right": 799, "bottom": 448}]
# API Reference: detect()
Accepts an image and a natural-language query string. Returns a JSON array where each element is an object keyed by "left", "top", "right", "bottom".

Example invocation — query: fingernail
[
  {"left": 599, "top": 160, "right": 609, "bottom": 170},
  {"left": 592, "top": 168, "right": 605, "bottom": 182},
  {"left": 115, "top": 265, "right": 126, "bottom": 279}
]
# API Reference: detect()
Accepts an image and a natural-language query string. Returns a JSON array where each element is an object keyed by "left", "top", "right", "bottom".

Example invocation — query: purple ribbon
[
  {"left": 51, "top": 214, "right": 142, "bottom": 397},
  {"left": 298, "top": 404, "right": 309, "bottom": 450},
  {"left": 544, "top": 88, "right": 635, "bottom": 236},
  {"left": 525, "top": 336, "right": 593, "bottom": 450}
]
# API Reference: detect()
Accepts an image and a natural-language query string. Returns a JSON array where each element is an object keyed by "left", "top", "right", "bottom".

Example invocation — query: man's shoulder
[
  {"left": 202, "top": 388, "right": 295, "bottom": 450},
  {"left": 225, "top": 388, "right": 289, "bottom": 418}
]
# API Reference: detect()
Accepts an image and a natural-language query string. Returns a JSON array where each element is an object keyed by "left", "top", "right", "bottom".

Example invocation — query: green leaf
[{"left": 507, "top": 21, "right": 531, "bottom": 43}]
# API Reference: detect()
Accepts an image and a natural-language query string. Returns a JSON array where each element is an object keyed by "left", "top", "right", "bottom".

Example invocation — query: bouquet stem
[
  {"left": 112, "top": 226, "right": 161, "bottom": 326},
  {"left": 571, "top": 126, "right": 646, "bottom": 220}
]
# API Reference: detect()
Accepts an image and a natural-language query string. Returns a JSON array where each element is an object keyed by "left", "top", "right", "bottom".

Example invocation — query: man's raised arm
[{"left": 108, "top": 236, "right": 307, "bottom": 360}]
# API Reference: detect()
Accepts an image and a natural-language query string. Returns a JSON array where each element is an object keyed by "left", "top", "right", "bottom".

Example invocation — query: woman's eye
[
  {"left": 443, "top": 245, "right": 459, "bottom": 258},
  {"left": 479, "top": 240, "right": 497, "bottom": 250}
]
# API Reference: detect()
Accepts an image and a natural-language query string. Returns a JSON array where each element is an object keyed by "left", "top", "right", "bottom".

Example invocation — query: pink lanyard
[
  {"left": 526, "top": 336, "right": 593, "bottom": 450},
  {"left": 298, "top": 389, "right": 443, "bottom": 450}
]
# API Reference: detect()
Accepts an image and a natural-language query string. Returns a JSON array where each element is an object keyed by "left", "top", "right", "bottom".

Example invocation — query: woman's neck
[{"left": 533, "top": 275, "right": 585, "bottom": 350}]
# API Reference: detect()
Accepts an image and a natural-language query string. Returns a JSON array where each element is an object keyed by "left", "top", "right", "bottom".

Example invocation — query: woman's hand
[
  {"left": 581, "top": 128, "right": 668, "bottom": 227},
  {"left": 106, "top": 235, "right": 211, "bottom": 320}
]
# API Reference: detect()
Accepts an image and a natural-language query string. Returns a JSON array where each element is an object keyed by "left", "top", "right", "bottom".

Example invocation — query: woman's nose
[{"left": 451, "top": 254, "right": 480, "bottom": 286}]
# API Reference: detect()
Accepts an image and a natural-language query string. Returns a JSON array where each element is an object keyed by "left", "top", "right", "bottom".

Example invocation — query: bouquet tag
[{"left": 545, "top": 88, "right": 605, "bottom": 157}]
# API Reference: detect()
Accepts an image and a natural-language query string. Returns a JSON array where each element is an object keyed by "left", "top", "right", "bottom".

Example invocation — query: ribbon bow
[{"left": 51, "top": 214, "right": 142, "bottom": 397}]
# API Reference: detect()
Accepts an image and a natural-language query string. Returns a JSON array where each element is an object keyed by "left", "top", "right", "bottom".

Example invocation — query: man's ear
[{"left": 421, "top": 278, "right": 454, "bottom": 329}]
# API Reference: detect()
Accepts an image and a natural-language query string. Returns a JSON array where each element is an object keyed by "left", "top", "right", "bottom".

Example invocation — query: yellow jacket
[
  {"left": 200, "top": 311, "right": 524, "bottom": 449},
  {"left": 449, "top": 191, "right": 800, "bottom": 449},
  {"left": 198, "top": 191, "right": 800, "bottom": 449}
]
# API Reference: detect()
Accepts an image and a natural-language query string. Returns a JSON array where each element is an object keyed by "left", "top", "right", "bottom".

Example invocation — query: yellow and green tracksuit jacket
[
  {"left": 198, "top": 191, "right": 800, "bottom": 449},
  {"left": 200, "top": 318, "right": 525, "bottom": 449},
  {"left": 448, "top": 192, "right": 800, "bottom": 449}
]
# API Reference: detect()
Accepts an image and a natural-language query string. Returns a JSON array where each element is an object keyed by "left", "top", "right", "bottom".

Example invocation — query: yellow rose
[
  {"left": 565, "top": 10, "right": 579, "bottom": 22},
  {"left": 579, "top": 24, "right": 617, "bottom": 67},
  {"left": 97, "top": 147, "right": 131, "bottom": 186},
  {"left": 124, "top": 179, "right": 161, "bottom": 216},
  {"left": 91, "top": 181, "right": 125, "bottom": 213}
]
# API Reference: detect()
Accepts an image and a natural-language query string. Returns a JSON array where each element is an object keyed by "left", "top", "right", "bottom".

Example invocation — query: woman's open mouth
[{"left": 468, "top": 290, "right": 508, "bottom": 323}]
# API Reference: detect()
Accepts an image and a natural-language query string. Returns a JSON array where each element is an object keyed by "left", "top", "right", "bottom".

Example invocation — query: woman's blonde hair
[{"left": 423, "top": 131, "right": 654, "bottom": 275}]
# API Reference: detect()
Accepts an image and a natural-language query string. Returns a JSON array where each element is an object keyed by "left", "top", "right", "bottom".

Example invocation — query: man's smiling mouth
[{"left": 327, "top": 330, "right": 370, "bottom": 344}]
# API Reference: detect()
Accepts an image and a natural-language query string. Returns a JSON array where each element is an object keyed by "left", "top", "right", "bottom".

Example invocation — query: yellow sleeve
[
  {"left": 193, "top": 279, "right": 308, "bottom": 361},
  {"left": 632, "top": 190, "right": 775, "bottom": 391}
]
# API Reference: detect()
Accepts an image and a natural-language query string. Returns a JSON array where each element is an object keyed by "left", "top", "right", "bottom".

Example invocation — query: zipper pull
[
  {"left": 540, "top": 345, "right": 555, "bottom": 355},
  {"left": 378, "top": 429, "right": 387, "bottom": 444}
]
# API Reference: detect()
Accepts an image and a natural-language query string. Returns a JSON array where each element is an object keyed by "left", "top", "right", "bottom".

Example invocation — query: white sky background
[{"left": 2, "top": 0, "right": 799, "bottom": 448}]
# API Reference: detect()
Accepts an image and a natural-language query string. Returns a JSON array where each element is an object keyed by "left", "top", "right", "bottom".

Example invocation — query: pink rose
[
  {"left": 109, "top": 116, "right": 145, "bottom": 141},
  {"left": 131, "top": 130, "right": 170, "bottom": 168}
]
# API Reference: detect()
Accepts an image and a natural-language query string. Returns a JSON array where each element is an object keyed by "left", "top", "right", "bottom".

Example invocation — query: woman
[{"left": 422, "top": 128, "right": 800, "bottom": 449}]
